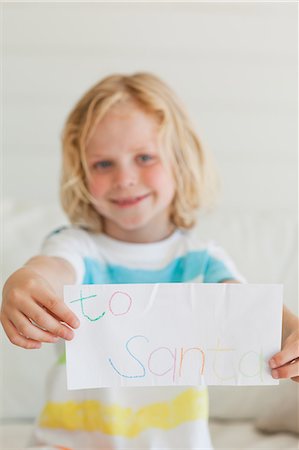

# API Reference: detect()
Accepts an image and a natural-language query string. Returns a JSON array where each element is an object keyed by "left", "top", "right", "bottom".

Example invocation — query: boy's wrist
[{"left": 282, "top": 305, "right": 299, "bottom": 344}]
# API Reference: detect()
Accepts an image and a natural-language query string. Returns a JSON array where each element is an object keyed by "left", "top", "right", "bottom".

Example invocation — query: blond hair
[{"left": 61, "top": 72, "right": 218, "bottom": 232}]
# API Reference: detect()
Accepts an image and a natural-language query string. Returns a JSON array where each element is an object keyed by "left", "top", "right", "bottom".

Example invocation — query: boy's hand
[
  {"left": 269, "top": 316, "right": 299, "bottom": 383},
  {"left": 1, "top": 267, "right": 80, "bottom": 349}
]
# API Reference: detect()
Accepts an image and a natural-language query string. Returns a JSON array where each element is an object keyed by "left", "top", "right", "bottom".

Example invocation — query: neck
[{"left": 103, "top": 222, "right": 176, "bottom": 244}]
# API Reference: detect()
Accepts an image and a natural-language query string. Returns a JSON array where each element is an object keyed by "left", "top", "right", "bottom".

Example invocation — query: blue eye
[
  {"left": 94, "top": 160, "right": 112, "bottom": 169},
  {"left": 137, "top": 154, "right": 154, "bottom": 164}
]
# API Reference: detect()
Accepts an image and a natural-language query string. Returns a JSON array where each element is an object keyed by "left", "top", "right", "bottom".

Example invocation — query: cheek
[
  {"left": 146, "top": 165, "right": 175, "bottom": 195},
  {"left": 87, "top": 175, "right": 109, "bottom": 198}
]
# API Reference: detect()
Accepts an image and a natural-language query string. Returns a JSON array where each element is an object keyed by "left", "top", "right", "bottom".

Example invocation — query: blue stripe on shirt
[{"left": 82, "top": 251, "right": 234, "bottom": 284}]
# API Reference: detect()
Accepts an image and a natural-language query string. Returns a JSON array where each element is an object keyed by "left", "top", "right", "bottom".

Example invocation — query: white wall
[{"left": 3, "top": 2, "right": 297, "bottom": 211}]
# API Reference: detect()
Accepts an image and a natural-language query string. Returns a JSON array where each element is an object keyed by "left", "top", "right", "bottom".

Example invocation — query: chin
[
  {"left": 120, "top": 222, "right": 146, "bottom": 231},
  {"left": 117, "top": 217, "right": 149, "bottom": 231}
]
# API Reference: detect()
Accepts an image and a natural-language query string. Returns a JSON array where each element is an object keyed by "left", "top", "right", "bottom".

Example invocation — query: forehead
[{"left": 86, "top": 104, "right": 160, "bottom": 155}]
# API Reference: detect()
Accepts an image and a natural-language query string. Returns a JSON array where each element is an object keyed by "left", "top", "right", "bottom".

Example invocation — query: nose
[{"left": 113, "top": 164, "right": 138, "bottom": 189}]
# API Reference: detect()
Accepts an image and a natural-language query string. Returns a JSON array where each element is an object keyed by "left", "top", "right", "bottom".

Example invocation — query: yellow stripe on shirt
[{"left": 39, "top": 387, "right": 208, "bottom": 438}]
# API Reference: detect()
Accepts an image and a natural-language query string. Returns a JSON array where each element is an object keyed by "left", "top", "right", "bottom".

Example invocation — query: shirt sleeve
[
  {"left": 40, "top": 226, "right": 87, "bottom": 284},
  {"left": 204, "top": 242, "right": 246, "bottom": 283}
]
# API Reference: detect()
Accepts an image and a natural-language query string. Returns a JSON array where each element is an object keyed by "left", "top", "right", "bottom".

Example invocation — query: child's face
[{"left": 85, "top": 103, "right": 175, "bottom": 243}]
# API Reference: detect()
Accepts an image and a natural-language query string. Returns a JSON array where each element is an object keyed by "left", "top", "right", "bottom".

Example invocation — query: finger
[
  {"left": 1, "top": 316, "right": 42, "bottom": 349},
  {"left": 271, "top": 359, "right": 299, "bottom": 380},
  {"left": 20, "top": 302, "right": 75, "bottom": 341},
  {"left": 269, "top": 341, "right": 299, "bottom": 368},
  {"left": 10, "top": 311, "right": 61, "bottom": 343},
  {"left": 33, "top": 290, "right": 80, "bottom": 330}
]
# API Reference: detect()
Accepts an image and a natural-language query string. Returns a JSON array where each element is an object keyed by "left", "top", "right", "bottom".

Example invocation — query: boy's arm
[
  {"left": 281, "top": 305, "right": 299, "bottom": 343},
  {"left": 24, "top": 255, "right": 76, "bottom": 298},
  {"left": 1, "top": 255, "right": 80, "bottom": 349}
]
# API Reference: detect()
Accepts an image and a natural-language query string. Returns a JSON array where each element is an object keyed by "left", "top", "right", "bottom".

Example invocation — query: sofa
[{"left": 1, "top": 199, "right": 298, "bottom": 449}]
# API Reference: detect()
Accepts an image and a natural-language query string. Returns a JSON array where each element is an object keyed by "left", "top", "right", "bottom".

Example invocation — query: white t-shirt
[{"left": 29, "top": 226, "right": 244, "bottom": 450}]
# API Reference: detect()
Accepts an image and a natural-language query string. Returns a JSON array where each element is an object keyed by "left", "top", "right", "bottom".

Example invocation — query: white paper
[{"left": 64, "top": 283, "right": 283, "bottom": 389}]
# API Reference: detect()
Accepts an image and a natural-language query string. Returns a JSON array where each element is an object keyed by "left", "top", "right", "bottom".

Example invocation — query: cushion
[{"left": 255, "top": 381, "right": 299, "bottom": 435}]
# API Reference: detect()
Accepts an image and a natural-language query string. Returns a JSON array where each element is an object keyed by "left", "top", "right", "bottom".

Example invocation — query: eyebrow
[{"left": 86, "top": 145, "right": 154, "bottom": 158}]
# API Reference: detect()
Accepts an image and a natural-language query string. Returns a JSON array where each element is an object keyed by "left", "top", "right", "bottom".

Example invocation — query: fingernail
[
  {"left": 269, "top": 359, "right": 277, "bottom": 369},
  {"left": 65, "top": 331, "right": 74, "bottom": 340},
  {"left": 272, "top": 369, "right": 278, "bottom": 379},
  {"left": 73, "top": 319, "right": 80, "bottom": 328}
]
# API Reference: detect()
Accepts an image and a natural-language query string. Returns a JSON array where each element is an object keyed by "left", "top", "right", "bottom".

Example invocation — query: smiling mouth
[{"left": 111, "top": 193, "right": 151, "bottom": 207}]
